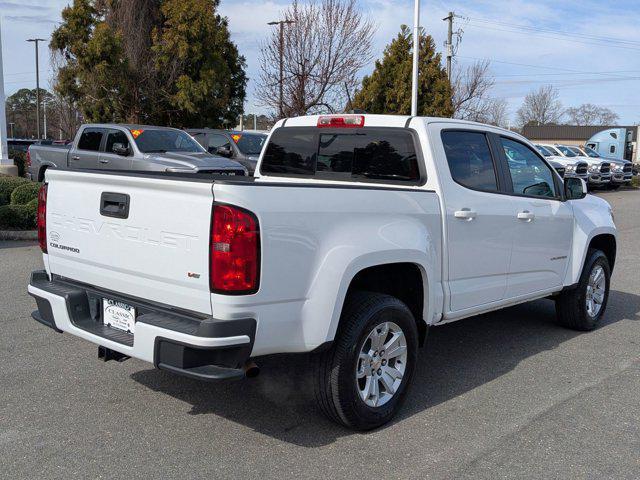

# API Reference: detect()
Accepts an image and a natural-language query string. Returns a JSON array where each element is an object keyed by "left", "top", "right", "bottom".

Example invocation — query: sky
[{"left": 1, "top": 0, "right": 640, "bottom": 124}]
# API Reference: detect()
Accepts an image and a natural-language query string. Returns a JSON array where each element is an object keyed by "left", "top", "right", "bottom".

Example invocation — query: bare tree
[
  {"left": 451, "top": 60, "right": 494, "bottom": 121},
  {"left": 516, "top": 85, "right": 564, "bottom": 126},
  {"left": 48, "top": 52, "right": 84, "bottom": 140},
  {"left": 256, "top": 0, "right": 374, "bottom": 117},
  {"left": 483, "top": 98, "right": 509, "bottom": 128},
  {"left": 565, "top": 103, "right": 619, "bottom": 126}
]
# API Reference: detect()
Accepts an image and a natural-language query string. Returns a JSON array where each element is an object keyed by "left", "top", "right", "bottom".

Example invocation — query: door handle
[
  {"left": 71, "top": 156, "right": 80, "bottom": 161},
  {"left": 517, "top": 210, "right": 535, "bottom": 221},
  {"left": 454, "top": 209, "right": 477, "bottom": 221},
  {"left": 99, "top": 159, "right": 110, "bottom": 164}
]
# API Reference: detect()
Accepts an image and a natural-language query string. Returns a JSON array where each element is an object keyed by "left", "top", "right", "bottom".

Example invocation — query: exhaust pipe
[{"left": 243, "top": 360, "right": 260, "bottom": 378}]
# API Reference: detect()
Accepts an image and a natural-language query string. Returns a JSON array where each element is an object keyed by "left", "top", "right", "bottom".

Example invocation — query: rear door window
[
  {"left": 441, "top": 131, "right": 498, "bottom": 192},
  {"left": 77, "top": 128, "right": 106, "bottom": 151},
  {"left": 261, "top": 127, "right": 421, "bottom": 183}
]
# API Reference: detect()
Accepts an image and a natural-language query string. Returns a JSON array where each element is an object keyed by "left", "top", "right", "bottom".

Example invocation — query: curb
[{"left": 0, "top": 230, "right": 38, "bottom": 241}]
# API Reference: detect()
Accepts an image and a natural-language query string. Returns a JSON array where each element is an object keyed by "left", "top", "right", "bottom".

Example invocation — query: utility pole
[
  {"left": 8, "top": 122, "right": 14, "bottom": 139},
  {"left": 27, "top": 38, "right": 46, "bottom": 139},
  {"left": 410, "top": 0, "right": 420, "bottom": 116},
  {"left": 443, "top": 12, "right": 454, "bottom": 81},
  {"left": 43, "top": 97, "right": 47, "bottom": 139},
  {"left": 267, "top": 19, "right": 295, "bottom": 119}
]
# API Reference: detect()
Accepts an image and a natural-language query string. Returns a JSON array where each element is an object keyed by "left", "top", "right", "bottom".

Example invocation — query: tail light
[
  {"left": 37, "top": 184, "right": 48, "bottom": 253},
  {"left": 317, "top": 115, "right": 365, "bottom": 128},
  {"left": 26, "top": 150, "right": 31, "bottom": 168},
  {"left": 210, "top": 203, "right": 260, "bottom": 294}
]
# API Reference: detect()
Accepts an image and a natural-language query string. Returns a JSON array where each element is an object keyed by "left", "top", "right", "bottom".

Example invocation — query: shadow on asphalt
[
  {"left": 131, "top": 291, "right": 640, "bottom": 447},
  {"left": 0, "top": 241, "right": 37, "bottom": 249}
]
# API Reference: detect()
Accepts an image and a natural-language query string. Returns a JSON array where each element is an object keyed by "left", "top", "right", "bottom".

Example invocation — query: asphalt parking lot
[{"left": 2, "top": 189, "right": 639, "bottom": 480}]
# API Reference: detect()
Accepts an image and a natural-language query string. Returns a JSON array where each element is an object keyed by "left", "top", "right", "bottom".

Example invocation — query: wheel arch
[
  {"left": 588, "top": 233, "right": 616, "bottom": 273},
  {"left": 323, "top": 254, "right": 439, "bottom": 348}
]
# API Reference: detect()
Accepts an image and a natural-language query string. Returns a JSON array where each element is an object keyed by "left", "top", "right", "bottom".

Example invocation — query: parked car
[
  {"left": 539, "top": 143, "right": 611, "bottom": 189},
  {"left": 187, "top": 129, "right": 268, "bottom": 175},
  {"left": 28, "top": 114, "right": 616, "bottom": 430},
  {"left": 27, "top": 124, "right": 247, "bottom": 181},
  {"left": 534, "top": 144, "right": 588, "bottom": 181},
  {"left": 569, "top": 145, "right": 632, "bottom": 189}
]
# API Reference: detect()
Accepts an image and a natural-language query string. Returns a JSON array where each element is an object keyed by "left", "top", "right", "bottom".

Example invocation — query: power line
[
  {"left": 458, "top": 56, "right": 639, "bottom": 81},
  {"left": 467, "top": 17, "right": 640, "bottom": 48},
  {"left": 464, "top": 21, "right": 640, "bottom": 52}
]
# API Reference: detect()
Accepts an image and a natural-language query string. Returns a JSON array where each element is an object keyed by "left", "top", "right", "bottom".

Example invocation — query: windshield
[
  {"left": 133, "top": 129, "right": 204, "bottom": 153},
  {"left": 535, "top": 145, "right": 552, "bottom": 157},
  {"left": 568, "top": 146, "right": 584, "bottom": 156},
  {"left": 583, "top": 146, "right": 601, "bottom": 158},
  {"left": 234, "top": 133, "right": 267, "bottom": 155},
  {"left": 556, "top": 146, "right": 577, "bottom": 157}
]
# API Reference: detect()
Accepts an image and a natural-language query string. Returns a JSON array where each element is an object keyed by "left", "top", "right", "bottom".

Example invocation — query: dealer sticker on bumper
[{"left": 103, "top": 299, "right": 136, "bottom": 334}]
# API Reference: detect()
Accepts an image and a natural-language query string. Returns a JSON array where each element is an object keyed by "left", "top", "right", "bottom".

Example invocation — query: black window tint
[
  {"left": 261, "top": 129, "right": 317, "bottom": 175},
  {"left": 501, "top": 137, "right": 557, "bottom": 198},
  {"left": 352, "top": 131, "right": 418, "bottom": 181},
  {"left": 261, "top": 127, "right": 420, "bottom": 182},
  {"left": 442, "top": 131, "right": 498, "bottom": 192},
  {"left": 77, "top": 128, "right": 104, "bottom": 151},
  {"left": 105, "top": 130, "right": 129, "bottom": 153}
]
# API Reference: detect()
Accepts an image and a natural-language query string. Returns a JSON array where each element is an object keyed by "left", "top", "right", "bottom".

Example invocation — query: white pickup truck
[{"left": 28, "top": 114, "right": 617, "bottom": 430}]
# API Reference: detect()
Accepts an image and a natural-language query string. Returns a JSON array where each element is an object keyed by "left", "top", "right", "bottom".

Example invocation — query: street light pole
[
  {"left": 267, "top": 19, "right": 295, "bottom": 119},
  {"left": 27, "top": 38, "right": 45, "bottom": 139},
  {"left": 411, "top": 0, "right": 420, "bottom": 116}
]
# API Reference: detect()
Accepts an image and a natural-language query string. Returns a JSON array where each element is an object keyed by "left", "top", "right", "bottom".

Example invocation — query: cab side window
[
  {"left": 208, "top": 134, "right": 231, "bottom": 153},
  {"left": 500, "top": 137, "right": 557, "bottom": 198},
  {"left": 77, "top": 128, "right": 105, "bottom": 151},
  {"left": 441, "top": 131, "right": 499, "bottom": 192},
  {"left": 105, "top": 130, "right": 129, "bottom": 154}
]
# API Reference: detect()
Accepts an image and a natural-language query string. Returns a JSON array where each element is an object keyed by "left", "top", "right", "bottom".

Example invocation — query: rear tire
[
  {"left": 313, "top": 291, "right": 419, "bottom": 430},
  {"left": 555, "top": 249, "right": 610, "bottom": 331}
]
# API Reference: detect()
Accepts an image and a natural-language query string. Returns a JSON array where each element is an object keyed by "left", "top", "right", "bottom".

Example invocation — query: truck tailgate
[{"left": 44, "top": 170, "right": 213, "bottom": 314}]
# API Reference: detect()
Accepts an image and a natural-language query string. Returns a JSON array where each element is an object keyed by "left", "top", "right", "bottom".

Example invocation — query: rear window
[{"left": 260, "top": 127, "right": 421, "bottom": 183}]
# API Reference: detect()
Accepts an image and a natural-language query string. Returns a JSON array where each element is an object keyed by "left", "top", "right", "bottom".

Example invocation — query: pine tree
[
  {"left": 352, "top": 25, "right": 452, "bottom": 117},
  {"left": 50, "top": 0, "right": 246, "bottom": 127}
]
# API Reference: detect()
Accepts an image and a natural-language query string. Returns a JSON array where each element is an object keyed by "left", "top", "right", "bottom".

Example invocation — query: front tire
[
  {"left": 555, "top": 249, "right": 610, "bottom": 330},
  {"left": 313, "top": 292, "right": 419, "bottom": 430}
]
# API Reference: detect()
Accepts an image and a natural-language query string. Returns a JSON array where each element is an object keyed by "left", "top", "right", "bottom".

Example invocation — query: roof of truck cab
[
  {"left": 277, "top": 114, "right": 527, "bottom": 140},
  {"left": 81, "top": 123, "right": 180, "bottom": 131}
]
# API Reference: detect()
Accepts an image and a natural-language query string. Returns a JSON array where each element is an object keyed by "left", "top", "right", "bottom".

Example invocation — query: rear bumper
[{"left": 28, "top": 270, "right": 255, "bottom": 381}]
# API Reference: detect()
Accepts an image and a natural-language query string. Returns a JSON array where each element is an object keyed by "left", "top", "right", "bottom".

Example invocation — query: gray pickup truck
[{"left": 27, "top": 124, "right": 247, "bottom": 181}]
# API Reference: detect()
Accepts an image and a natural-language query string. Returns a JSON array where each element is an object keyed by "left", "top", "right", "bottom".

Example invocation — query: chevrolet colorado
[{"left": 28, "top": 114, "right": 617, "bottom": 430}]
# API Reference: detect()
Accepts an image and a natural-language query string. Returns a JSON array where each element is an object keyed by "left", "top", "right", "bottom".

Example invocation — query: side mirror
[
  {"left": 112, "top": 143, "right": 129, "bottom": 156},
  {"left": 564, "top": 177, "right": 587, "bottom": 200},
  {"left": 216, "top": 146, "right": 233, "bottom": 158}
]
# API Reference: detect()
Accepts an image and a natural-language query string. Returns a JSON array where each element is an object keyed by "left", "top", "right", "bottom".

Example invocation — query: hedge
[
  {"left": 0, "top": 175, "right": 30, "bottom": 206},
  {"left": 0, "top": 204, "right": 36, "bottom": 230},
  {"left": 10, "top": 182, "right": 41, "bottom": 205}
]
